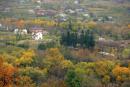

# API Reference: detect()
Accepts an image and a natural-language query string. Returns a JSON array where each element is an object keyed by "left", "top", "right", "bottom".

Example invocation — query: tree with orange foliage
[
  {"left": 15, "top": 19, "right": 26, "bottom": 40},
  {"left": 0, "top": 55, "right": 17, "bottom": 87},
  {"left": 16, "top": 19, "right": 25, "bottom": 29},
  {"left": 112, "top": 65, "right": 130, "bottom": 82}
]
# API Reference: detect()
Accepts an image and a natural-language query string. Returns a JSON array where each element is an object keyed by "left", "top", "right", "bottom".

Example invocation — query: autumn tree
[
  {"left": 95, "top": 60, "right": 115, "bottom": 86},
  {"left": 30, "top": 19, "right": 57, "bottom": 27},
  {"left": 18, "top": 67, "right": 47, "bottom": 85},
  {"left": 0, "top": 55, "right": 17, "bottom": 87},
  {"left": 16, "top": 19, "right": 25, "bottom": 29},
  {"left": 40, "top": 79, "right": 67, "bottom": 87},
  {"left": 86, "top": 21, "right": 97, "bottom": 29},
  {"left": 16, "top": 19, "right": 25, "bottom": 40},
  {"left": 15, "top": 76, "right": 36, "bottom": 87},
  {"left": 15, "top": 49, "right": 35, "bottom": 66},
  {"left": 43, "top": 48, "right": 73, "bottom": 78},
  {"left": 112, "top": 65, "right": 130, "bottom": 83}
]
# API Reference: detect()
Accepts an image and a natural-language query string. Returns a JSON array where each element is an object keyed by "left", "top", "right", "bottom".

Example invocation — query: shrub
[
  {"left": 38, "top": 42, "right": 56, "bottom": 50},
  {"left": 38, "top": 43, "right": 46, "bottom": 50},
  {"left": 5, "top": 41, "right": 16, "bottom": 46},
  {"left": 17, "top": 44, "right": 29, "bottom": 49}
]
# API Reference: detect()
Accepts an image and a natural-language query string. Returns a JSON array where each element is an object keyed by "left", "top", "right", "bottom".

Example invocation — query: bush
[
  {"left": 5, "top": 41, "right": 16, "bottom": 46},
  {"left": 38, "top": 43, "right": 46, "bottom": 50},
  {"left": 38, "top": 42, "right": 56, "bottom": 50},
  {"left": 65, "top": 69, "right": 81, "bottom": 87},
  {"left": 17, "top": 44, "right": 29, "bottom": 49}
]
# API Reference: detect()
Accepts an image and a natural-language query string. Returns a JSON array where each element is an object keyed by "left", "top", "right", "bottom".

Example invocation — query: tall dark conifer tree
[
  {"left": 84, "top": 30, "right": 95, "bottom": 49},
  {"left": 89, "top": 32, "right": 95, "bottom": 49},
  {"left": 79, "top": 30, "right": 85, "bottom": 47}
]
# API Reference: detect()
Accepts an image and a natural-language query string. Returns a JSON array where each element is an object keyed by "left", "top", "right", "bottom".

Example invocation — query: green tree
[
  {"left": 71, "top": 32, "right": 78, "bottom": 47},
  {"left": 79, "top": 30, "right": 85, "bottom": 47},
  {"left": 84, "top": 30, "right": 95, "bottom": 49},
  {"left": 74, "top": 62, "right": 99, "bottom": 87},
  {"left": 65, "top": 69, "right": 81, "bottom": 87},
  {"left": 122, "top": 48, "right": 130, "bottom": 58}
]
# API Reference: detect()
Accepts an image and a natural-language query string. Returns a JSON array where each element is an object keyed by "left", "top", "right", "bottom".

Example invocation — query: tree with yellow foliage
[
  {"left": 86, "top": 21, "right": 97, "bottom": 29},
  {"left": 15, "top": 76, "right": 36, "bottom": 87},
  {"left": 128, "top": 24, "right": 130, "bottom": 29},
  {"left": 43, "top": 48, "right": 73, "bottom": 78},
  {"left": 30, "top": 19, "right": 57, "bottom": 27},
  {"left": 40, "top": 79, "right": 67, "bottom": 87},
  {"left": 15, "top": 49, "right": 35, "bottom": 66},
  {"left": 95, "top": 60, "right": 115, "bottom": 86}
]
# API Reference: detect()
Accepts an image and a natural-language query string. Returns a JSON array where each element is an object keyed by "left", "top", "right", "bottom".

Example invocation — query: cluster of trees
[
  {"left": 0, "top": 18, "right": 97, "bottom": 30},
  {"left": 61, "top": 29, "right": 95, "bottom": 49},
  {"left": 1, "top": 48, "right": 130, "bottom": 87},
  {"left": 60, "top": 20, "right": 96, "bottom": 49}
]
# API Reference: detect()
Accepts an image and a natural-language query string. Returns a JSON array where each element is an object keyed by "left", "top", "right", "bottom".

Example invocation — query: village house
[
  {"left": 35, "top": 5, "right": 41, "bottom": 9},
  {"left": 66, "top": 9, "right": 76, "bottom": 14},
  {"left": 97, "top": 16, "right": 114, "bottom": 23},
  {"left": 83, "top": 13, "right": 90, "bottom": 18},
  {"left": 74, "top": 0, "right": 80, "bottom": 4},
  {"left": 30, "top": 26, "right": 48, "bottom": 40},
  {"left": 32, "top": 0, "right": 42, "bottom": 3},
  {"left": 0, "top": 23, "right": 2, "bottom": 28},
  {"left": 41, "top": 0, "right": 63, "bottom": 3},
  {"left": 45, "top": 10, "right": 57, "bottom": 17},
  {"left": 4, "top": 7, "right": 11, "bottom": 13},
  {"left": 36, "top": 0, "right": 42, "bottom": 4},
  {"left": 98, "top": 51, "right": 115, "bottom": 57},
  {"left": 34, "top": 8, "right": 57, "bottom": 17},
  {"left": 35, "top": 9, "right": 45, "bottom": 16},
  {"left": 56, "top": 13, "right": 68, "bottom": 22},
  {"left": 14, "top": 28, "right": 28, "bottom": 35},
  {"left": 28, "top": 9, "right": 35, "bottom": 14},
  {"left": 32, "top": 0, "right": 63, "bottom": 4},
  {"left": 75, "top": 8, "right": 85, "bottom": 13}
]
